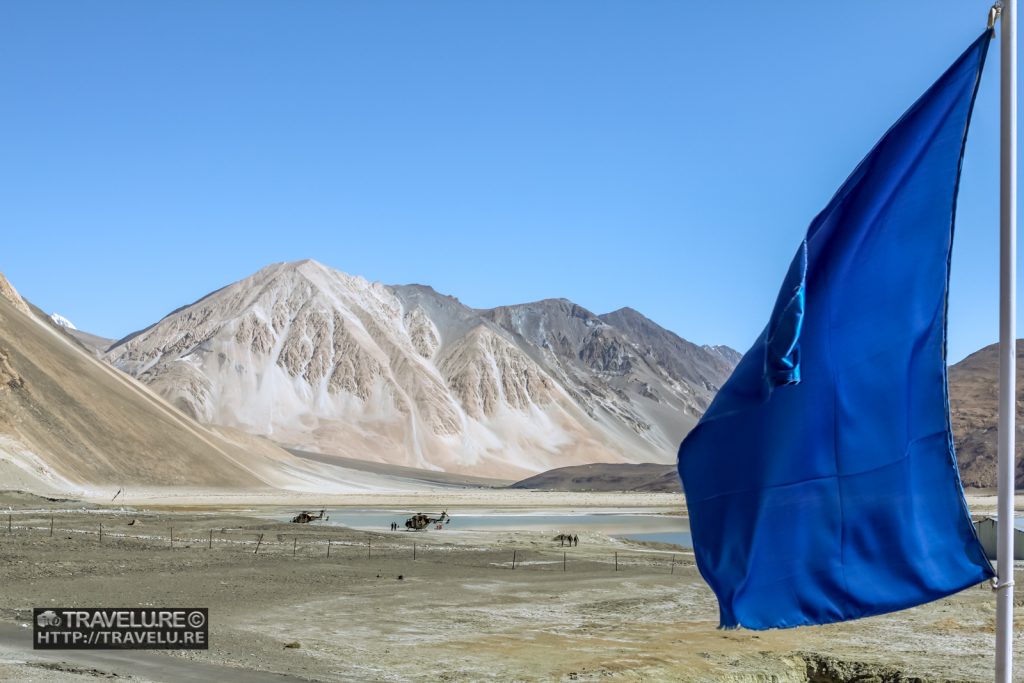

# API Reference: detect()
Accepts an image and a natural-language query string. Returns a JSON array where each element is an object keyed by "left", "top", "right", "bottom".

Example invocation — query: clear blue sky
[{"left": 1, "top": 2, "right": 1018, "bottom": 362}]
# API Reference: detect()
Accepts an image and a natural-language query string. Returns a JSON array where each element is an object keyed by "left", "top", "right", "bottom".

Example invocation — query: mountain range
[
  {"left": 0, "top": 270, "right": 530, "bottom": 496},
  {"left": 102, "top": 260, "right": 738, "bottom": 479},
  {"left": 2, "top": 259, "right": 1019, "bottom": 494}
]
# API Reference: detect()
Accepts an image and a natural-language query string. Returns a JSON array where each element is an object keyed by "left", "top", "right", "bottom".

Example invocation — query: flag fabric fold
[{"left": 677, "top": 30, "right": 995, "bottom": 630}]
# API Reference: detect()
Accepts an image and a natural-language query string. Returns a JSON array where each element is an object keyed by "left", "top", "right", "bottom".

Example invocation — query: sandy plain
[{"left": 0, "top": 490, "right": 1019, "bottom": 682}]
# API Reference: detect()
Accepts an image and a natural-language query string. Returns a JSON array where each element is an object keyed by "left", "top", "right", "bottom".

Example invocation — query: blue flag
[{"left": 677, "top": 31, "right": 995, "bottom": 630}]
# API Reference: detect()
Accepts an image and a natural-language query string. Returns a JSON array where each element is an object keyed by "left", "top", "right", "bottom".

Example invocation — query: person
[{"left": 573, "top": 534, "right": 579, "bottom": 547}]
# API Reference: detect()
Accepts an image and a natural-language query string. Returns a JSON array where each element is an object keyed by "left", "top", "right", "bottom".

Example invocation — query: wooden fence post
[
  {"left": 293, "top": 537, "right": 297, "bottom": 557},
  {"left": 49, "top": 516, "right": 54, "bottom": 537},
  {"left": 169, "top": 527, "right": 173, "bottom": 550},
  {"left": 254, "top": 533, "right": 264, "bottom": 555},
  {"left": 99, "top": 522, "right": 103, "bottom": 543},
  {"left": 614, "top": 552, "right": 618, "bottom": 571},
  {"left": 7, "top": 514, "right": 10, "bottom": 533},
  {"left": 327, "top": 539, "right": 331, "bottom": 558},
  {"left": 209, "top": 529, "right": 213, "bottom": 550},
  {"left": 512, "top": 549, "right": 517, "bottom": 570},
  {"left": 670, "top": 554, "right": 675, "bottom": 575},
  {"left": 368, "top": 538, "right": 371, "bottom": 559},
  {"left": 413, "top": 542, "right": 416, "bottom": 561},
  {"left": 563, "top": 552, "right": 566, "bottom": 572}
]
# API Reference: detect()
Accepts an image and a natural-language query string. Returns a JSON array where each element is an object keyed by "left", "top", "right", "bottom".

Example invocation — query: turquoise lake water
[{"left": 272, "top": 508, "right": 692, "bottom": 548}]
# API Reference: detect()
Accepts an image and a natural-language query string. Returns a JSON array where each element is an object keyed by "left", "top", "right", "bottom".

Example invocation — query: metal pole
[{"left": 997, "top": 2, "right": 1018, "bottom": 682}]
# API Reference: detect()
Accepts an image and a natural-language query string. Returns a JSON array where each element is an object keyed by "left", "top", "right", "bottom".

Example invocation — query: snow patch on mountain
[{"left": 49, "top": 313, "right": 77, "bottom": 330}]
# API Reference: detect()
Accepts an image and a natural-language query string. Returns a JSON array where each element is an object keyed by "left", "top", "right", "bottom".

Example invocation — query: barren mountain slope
[
  {"left": 65, "top": 328, "right": 116, "bottom": 357},
  {"left": 105, "top": 260, "right": 738, "bottom": 478},
  {"left": 599, "top": 307, "right": 739, "bottom": 398},
  {"left": 484, "top": 299, "right": 724, "bottom": 455},
  {"left": 948, "top": 340, "right": 1024, "bottom": 488}
]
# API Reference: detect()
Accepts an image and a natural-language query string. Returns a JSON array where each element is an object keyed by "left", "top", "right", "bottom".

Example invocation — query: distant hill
[
  {"left": 509, "top": 462, "right": 680, "bottom": 493},
  {"left": 65, "top": 328, "right": 116, "bottom": 357},
  {"left": 948, "top": 339, "right": 1024, "bottom": 488}
]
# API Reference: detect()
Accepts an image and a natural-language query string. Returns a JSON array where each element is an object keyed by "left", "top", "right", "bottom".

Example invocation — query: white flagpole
[{"left": 996, "top": 0, "right": 1017, "bottom": 681}]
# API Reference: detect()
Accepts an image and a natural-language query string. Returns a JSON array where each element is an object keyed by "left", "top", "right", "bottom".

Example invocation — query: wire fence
[{"left": 0, "top": 512, "right": 691, "bottom": 575}]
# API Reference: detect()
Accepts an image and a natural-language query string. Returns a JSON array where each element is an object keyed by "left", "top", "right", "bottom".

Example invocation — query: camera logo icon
[{"left": 36, "top": 610, "right": 61, "bottom": 628}]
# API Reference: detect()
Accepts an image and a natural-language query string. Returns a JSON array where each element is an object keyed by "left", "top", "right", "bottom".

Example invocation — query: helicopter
[{"left": 404, "top": 510, "right": 450, "bottom": 530}]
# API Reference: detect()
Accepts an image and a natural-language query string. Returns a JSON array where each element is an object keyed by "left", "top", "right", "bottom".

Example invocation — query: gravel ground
[{"left": 0, "top": 492, "right": 1019, "bottom": 682}]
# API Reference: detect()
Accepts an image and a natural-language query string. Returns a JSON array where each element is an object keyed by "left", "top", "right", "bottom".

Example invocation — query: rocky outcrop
[
  {"left": 0, "top": 273, "right": 32, "bottom": 318},
  {"left": 801, "top": 652, "right": 940, "bottom": 683},
  {"left": 0, "top": 346, "right": 25, "bottom": 391}
]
